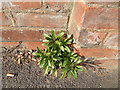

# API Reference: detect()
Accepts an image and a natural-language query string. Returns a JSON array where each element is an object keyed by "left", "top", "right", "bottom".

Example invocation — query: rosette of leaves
[{"left": 33, "top": 30, "right": 84, "bottom": 79}]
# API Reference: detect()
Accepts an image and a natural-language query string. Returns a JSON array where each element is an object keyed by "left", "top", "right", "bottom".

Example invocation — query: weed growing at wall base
[{"left": 33, "top": 30, "right": 84, "bottom": 79}]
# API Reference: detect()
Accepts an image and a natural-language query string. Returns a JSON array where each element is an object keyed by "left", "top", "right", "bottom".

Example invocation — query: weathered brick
[
  {"left": 71, "top": 2, "right": 87, "bottom": 26},
  {"left": 103, "top": 32, "right": 118, "bottom": 49},
  {"left": 44, "top": 1, "right": 69, "bottom": 13},
  {"left": 1, "top": 42, "right": 45, "bottom": 50},
  {"left": 86, "top": 2, "right": 119, "bottom": 7},
  {"left": 2, "top": 2, "right": 41, "bottom": 10},
  {"left": 78, "top": 30, "right": 107, "bottom": 46},
  {"left": 23, "top": 42, "right": 45, "bottom": 49},
  {"left": 0, "top": 29, "right": 64, "bottom": 41},
  {"left": 14, "top": 13, "right": 68, "bottom": 28},
  {"left": 1, "top": 42, "right": 19, "bottom": 47},
  {"left": 96, "top": 59, "right": 118, "bottom": 70},
  {"left": 0, "top": 12, "right": 12, "bottom": 26},
  {"left": 82, "top": 7, "right": 118, "bottom": 30},
  {"left": 75, "top": 48, "right": 118, "bottom": 58},
  {"left": 1, "top": 30, "right": 44, "bottom": 41}
]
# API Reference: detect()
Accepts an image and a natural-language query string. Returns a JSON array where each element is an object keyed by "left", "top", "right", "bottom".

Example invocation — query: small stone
[
  {"left": 46, "top": 85, "right": 50, "bottom": 88},
  {"left": 46, "top": 79, "right": 50, "bottom": 84},
  {"left": 28, "top": 51, "right": 31, "bottom": 55},
  {"left": 6, "top": 73, "right": 14, "bottom": 77},
  {"left": 28, "top": 55, "right": 31, "bottom": 59},
  {"left": 32, "top": 58, "right": 37, "bottom": 62},
  {"left": 29, "top": 49, "right": 32, "bottom": 52},
  {"left": 19, "top": 52, "right": 23, "bottom": 55},
  {"left": 55, "top": 85, "right": 59, "bottom": 88},
  {"left": 17, "top": 55, "right": 22, "bottom": 58},
  {"left": 17, "top": 58, "right": 21, "bottom": 64}
]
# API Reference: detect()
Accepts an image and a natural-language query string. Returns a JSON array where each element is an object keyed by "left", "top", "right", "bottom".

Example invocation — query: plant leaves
[
  {"left": 54, "top": 70, "right": 57, "bottom": 77},
  {"left": 32, "top": 52, "right": 41, "bottom": 57},
  {"left": 44, "top": 66, "right": 49, "bottom": 75},
  {"left": 57, "top": 32, "right": 64, "bottom": 39},
  {"left": 43, "top": 33, "right": 51, "bottom": 39},
  {"left": 60, "top": 46, "right": 64, "bottom": 52},
  {"left": 65, "top": 46, "right": 71, "bottom": 52},
  {"left": 71, "top": 70, "right": 77, "bottom": 79},
  {"left": 62, "top": 67, "right": 71, "bottom": 72},
  {"left": 76, "top": 66, "right": 84, "bottom": 72},
  {"left": 43, "top": 40, "right": 49, "bottom": 42},
  {"left": 62, "top": 61, "right": 68, "bottom": 67}
]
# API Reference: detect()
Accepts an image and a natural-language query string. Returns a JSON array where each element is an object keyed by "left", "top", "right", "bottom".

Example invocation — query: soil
[{"left": 1, "top": 44, "right": 118, "bottom": 88}]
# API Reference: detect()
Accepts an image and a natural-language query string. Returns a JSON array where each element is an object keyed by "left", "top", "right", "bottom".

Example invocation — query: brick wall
[
  {"left": 1, "top": 1, "right": 73, "bottom": 49},
  {"left": 68, "top": 1, "right": 119, "bottom": 65},
  {"left": 1, "top": 1, "right": 119, "bottom": 66}
]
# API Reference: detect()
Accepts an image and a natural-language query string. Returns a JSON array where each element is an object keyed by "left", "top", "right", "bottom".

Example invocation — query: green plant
[{"left": 33, "top": 30, "right": 84, "bottom": 79}]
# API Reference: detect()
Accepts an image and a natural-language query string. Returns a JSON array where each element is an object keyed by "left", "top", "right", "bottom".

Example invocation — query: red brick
[
  {"left": 78, "top": 30, "right": 107, "bottom": 46},
  {"left": 1, "top": 42, "right": 45, "bottom": 50},
  {"left": 1, "top": 42, "right": 19, "bottom": 47},
  {"left": 103, "top": 32, "right": 118, "bottom": 48},
  {"left": 0, "top": 29, "right": 63, "bottom": 41},
  {"left": 71, "top": 2, "right": 87, "bottom": 27},
  {"left": 15, "top": 13, "right": 68, "bottom": 28},
  {"left": 44, "top": 1, "right": 68, "bottom": 12},
  {"left": 96, "top": 59, "right": 118, "bottom": 70},
  {"left": 23, "top": 42, "right": 45, "bottom": 49},
  {"left": 0, "top": 13, "right": 12, "bottom": 26},
  {"left": 68, "top": 20, "right": 78, "bottom": 34},
  {"left": 82, "top": 7, "right": 118, "bottom": 30},
  {"left": 2, "top": 2, "right": 41, "bottom": 10},
  {"left": 75, "top": 48, "right": 118, "bottom": 58},
  {"left": 1, "top": 30, "right": 43, "bottom": 41},
  {"left": 87, "top": 2, "right": 119, "bottom": 7},
  {"left": 45, "top": 1, "right": 68, "bottom": 8}
]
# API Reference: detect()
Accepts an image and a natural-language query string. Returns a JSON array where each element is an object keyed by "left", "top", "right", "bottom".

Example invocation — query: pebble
[
  {"left": 46, "top": 85, "right": 50, "bottom": 88},
  {"left": 6, "top": 73, "right": 15, "bottom": 77},
  {"left": 19, "top": 52, "right": 23, "bottom": 55},
  {"left": 17, "top": 55, "right": 22, "bottom": 58},
  {"left": 17, "top": 58, "right": 21, "bottom": 64},
  {"left": 46, "top": 79, "right": 50, "bottom": 84}
]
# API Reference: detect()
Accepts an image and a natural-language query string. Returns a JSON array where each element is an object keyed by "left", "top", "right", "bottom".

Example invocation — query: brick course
[{"left": 14, "top": 13, "right": 68, "bottom": 28}]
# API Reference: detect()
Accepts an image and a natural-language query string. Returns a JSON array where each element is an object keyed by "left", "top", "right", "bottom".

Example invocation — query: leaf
[
  {"left": 59, "top": 61, "right": 62, "bottom": 67},
  {"left": 37, "top": 47, "right": 43, "bottom": 54},
  {"left": 32, "top": 52, "right": 41, "bottom": 57},
  {"left": 48, "top": 60, "right": 51, "bottom": 66},
  {"left": 64, "top": 34, "right": 72, "bottom": 42},
  {"left": 45, "top": 52, "right": 51, "bottom": 56},
  {"left": 42, "top": 43, "right": 48, "bottom": 46},
  {"left": 65, "top": 46, "right": 71, "bottom": 52},
  {"left": 43, "top": 33, "right": 51, "bottom": 39},
  {"left": 76, "top": 66, "right": 84, "bottom": 72},
  {"left": 43, "top": 40, "right": 49, "bottom": 42},
  {"left": 50, "top": 69, "right": 54, "bottom": 75},
  {"left": 62, "top": 67, "right": 71, "bottom": 72},
  {"left": 67, "top": 71, "right": 71, "bottom": 79},
  {"left": 44, "top": 66, "right": 49, "bottom": 75},
  {"left": 39, "top": 59, "right": 45, "bottom": 68},
  {"left": 62, "top": 61, "right": 68, "bottom": 67},
  {"left": 57, "top": 32, "right": 64, "bottom": 39},
  {"left": 60, "top": 72, "right": 66, "bottom": 79},
  {"left": 73, "top": 70, "right": 78, "bottom": 79},
  {"left": 55, "top": 40, "right": 60, "bottom": 45},
  {"left": 71, "top": 70, "right": 77, "bottom": 79},
  {"left": 76, "top": 59, "right": 83, "bottom": 64},
  {"left": 54, "top": 70, "right": 57, "bottom": 77},
  {"left": 60, "top": 46, "right": 64, "bottom": 52},
  {"left": 51, "top": 30, "right": 56, "bottom": 38},
  {"left": 66, "top": 39, "right": 73, "bottom": 44}
]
